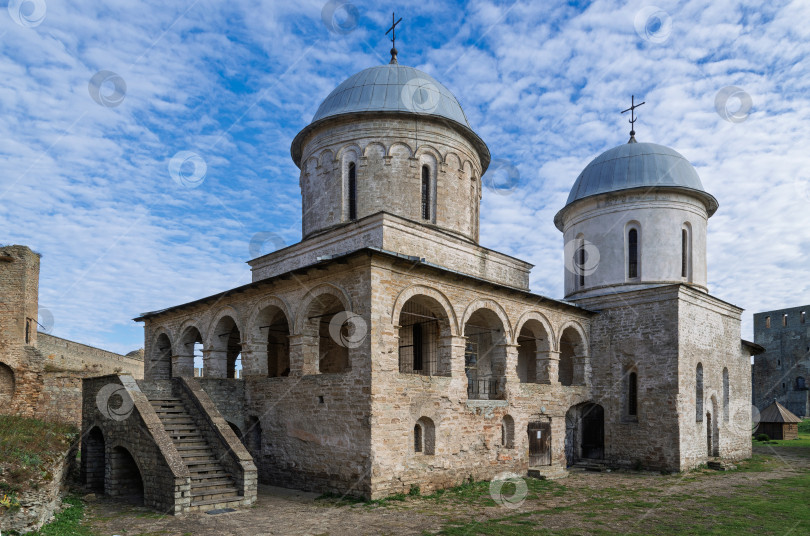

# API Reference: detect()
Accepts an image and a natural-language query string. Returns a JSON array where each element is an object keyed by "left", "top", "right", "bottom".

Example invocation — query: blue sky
[{"left": 1, "top": 0, "right": 808, "bottom": 353}]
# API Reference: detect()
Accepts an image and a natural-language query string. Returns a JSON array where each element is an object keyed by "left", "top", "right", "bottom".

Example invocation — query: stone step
[
  {"left": 176, "top": 445, "right": 213, "bottom": 453},
  {"left": 190, "top": 488, "right": 240, "bottom": 502},
  {"left": 190, "top": 477, "right": 234, "bottom": 487},
  {"left": 188, "top": 496, "right": 245, "bottom": 510},
  {"left": 191, "top": 471, "right": 230, "bottom": 481},
  {"left": 191, "top": 481, "right": 237, "bottom": 493}
]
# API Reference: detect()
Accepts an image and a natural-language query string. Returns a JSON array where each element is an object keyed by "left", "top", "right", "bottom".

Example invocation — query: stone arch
[
  {"left": 175, "top": 324, "right": 204, "bottom": 378},
  {"left": 304, "top": 156, "right": 318, "bottom": 176},
  {"left": 206, "top": 306, "right": 244, "bottom": 347},
  {"left": 462, "top": 159, "right": 475, "bottom": 178},
  {"left": 513, "top": 311, "right": 554, "bottom": 350},
  {"left": 414, "top": 416, "right": 436, "bottom": 455},
  {"left": 336, "top": 143, "right": 363, "bottom": 162},
  {"left": 0, "top": 362, "right": 15, "bottom": 404},
  {"left": 387, "top": 141, "right": 414, "bottom": 158},
  {"left": 463, "top": 302, "right": 511, "bottom": 399},
  {"left": 108, "top": 444, "right": 144, "bottom": 505},
  {"left": 208, "top": 310, "right": 243, "bottom": 379},
  {"left": 558, "top": 322, "right": 588, "bottom": 386},
  {"left": 444, "top": 151, "right": 462, "bottom": 172},
  {"left": 394, "top": 290, "right": 455, "bottom": 377},
  {"left": 514, "top": 312, "right": 554, "bottom": 384},
  {"left": 247, "top": 296, "right": 293, "bottom": 378},
  {"left": 82, "top": 426, "right": 105, "bottom": 493},
  {"left": 391, "top": 285, "right": 458, "bottom": 336},
  {"left": 557, "top": 321, "right": 588, "bottom": 356},
  {"left": 297, "top": 283, "right": 354, "bottom": 374},
  {"left": 414, "top": 144, "right": 442, "bottom": 164},
  {"left": 501, "top": 414, "right": 515, "bottom": 448},
  {"left": 461, "top": 299, "right": 512, "bottom": 340},
  {"left": 317, "top": 149, "right": 335, "bottom": 171},
  {"left": 294, "top": 284, "right": 353, "bottom": 334},
  {"left": 363, "top": 142, "right": 386, "bottom": 159},
  {"left": 149, "top": 330, "right": 173, "bottom": 380}
]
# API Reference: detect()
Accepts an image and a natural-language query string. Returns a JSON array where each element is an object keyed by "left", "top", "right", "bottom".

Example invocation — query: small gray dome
[
  {"left": 291, "top": 64, "right": 490, "bottom": 171},
  {"left": 563, "top": 141, "right": 718, "bottom": 213},
  {"left": 312, "top": 64, "right": 471, "bottom": 127}
]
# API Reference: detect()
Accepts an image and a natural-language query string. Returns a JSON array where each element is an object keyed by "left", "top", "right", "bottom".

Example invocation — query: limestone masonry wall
[{"left": 752, "top": 305, "right": 810, "bottom": 417}]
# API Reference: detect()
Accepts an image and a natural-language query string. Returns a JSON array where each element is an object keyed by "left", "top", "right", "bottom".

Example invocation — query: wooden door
[{"left": 528, "top": 421, "right": 551, "bottom": 466}]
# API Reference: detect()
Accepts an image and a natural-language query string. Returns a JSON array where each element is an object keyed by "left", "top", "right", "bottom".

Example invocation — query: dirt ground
[{"left": 83, "top": 445, "right": 810, "bottom": 536}]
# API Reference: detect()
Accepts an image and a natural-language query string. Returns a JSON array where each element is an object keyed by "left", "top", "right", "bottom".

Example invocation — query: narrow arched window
[
  {"left": 578, "top": 236, "right": 585, "bottom": 288},
  {"left": 722, "top": 368, "right": 729, "bottom": 421},
  {"left": 628, "top": 372, "right": 638, "bottom": 416},
  {"left": 348, "top": 162, "right": 357, "bottom": 221},
  {"left": 696, "top": 363, "right": 704, "bottom": 421},
  {"left": 421, "top": 165, "right": 431, "bottom": 220},
  {"left": 414, "top": 424, "right": 422, "bottom": 453},
  {"left": 628, "top": 228, "right": 638, "bottom": 278},
  {"left": 681, "top": 229, "right": 689, "bottom": 278}
]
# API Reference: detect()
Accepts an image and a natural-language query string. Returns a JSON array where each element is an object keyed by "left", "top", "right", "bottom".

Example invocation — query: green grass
[
  {"left": 0, "top": 415, "right": 77, "bottom": 496},
  {"left": 428, "top": 451, "right": 810, "bottom": 536},
  {"left": 9, "top": 495, "right": 97, "bottom": 536}
]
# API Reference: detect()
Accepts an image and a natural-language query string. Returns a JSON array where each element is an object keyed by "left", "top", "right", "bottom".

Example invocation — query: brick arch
[
  {"left": 462, "top": 159, "right": 475, "bottom": 178},
  {"left": 391, "top": 285, "right": 458, "bottom": 336},
  {"left": 387, "top": 141, "right": 414, "bottom": 158},
  {"left": 460, "top": 299, "right": 513, "bottom": 342},
  {"left": 513, "top": 311, "right": 555, "bottom": 351},
  {"left": 0, "top": 361, "right": 15, "bottom": 404},
  {"left": 557, "top": 321, "right": 588, "bottom": 357},
  {"left": 205, "top": 306, "right": 244, "bottom": 348},
  {"left": 293, "top": 283, "right": 353, "bottom": 334},
  {"left": 178, "top": 319, "right": 206, "bottom": 346}
]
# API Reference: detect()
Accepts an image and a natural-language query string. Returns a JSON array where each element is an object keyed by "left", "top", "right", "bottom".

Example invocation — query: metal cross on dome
[
  {"left": 386, "top": 12, "right": 403, "bottom": 64},
  {"left": 621, "top": 95, "right": 646, "bottom": 139}
]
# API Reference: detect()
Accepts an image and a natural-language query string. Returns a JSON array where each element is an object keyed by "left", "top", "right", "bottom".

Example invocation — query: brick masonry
[{"left": 0, "top": 245, "right": 143, "bottom": 425}]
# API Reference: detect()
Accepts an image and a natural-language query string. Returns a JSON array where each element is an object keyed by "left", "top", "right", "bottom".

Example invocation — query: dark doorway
[
  {"left": 706, "top": 412, "right": 713, "bottom": 457},
  {"left": 528, "top": 421, "right": 551, "bottom": 466},
  {"left": 83, "top": 427, "right": 105, "bottom": 493},
  {"left": 581, "top": 404, "right": 604, "bottom": 460},
  {"left": 109, "top": 446, "right": 144, "bottom": 505},
  {"left": 565, "top": 402, "right": 605, "bottom": 466}
]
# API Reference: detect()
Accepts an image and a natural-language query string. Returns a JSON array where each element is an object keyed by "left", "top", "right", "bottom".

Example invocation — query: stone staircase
[{"left": 149, "top": 396, "right": 243, "bottom": 511}]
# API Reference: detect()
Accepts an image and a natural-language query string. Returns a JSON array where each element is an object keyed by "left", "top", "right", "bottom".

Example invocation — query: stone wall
[
  {"left": 677, "top": 287, "right": 751, "bottom": 468},
  {"left": 82, "top": 375, "right": 191, "bottom": 514},
  {"left": 573, "top": 286, "right": 683, "bottom": 471},
  {"left": 752, "top": 304, "right": 810, "bottom": 417},
  {"left": 295, "top": 114, "right": 483, "bottom": 242},
  {"left": 367, "top": 254, "right": 593, "bottom": 497},
  {"left": 141, "top": 254, "right": 375, "bottom": 497},
  {"left": 248, "top": 212, "right": 532, "bottom": 290},
  {"left": 0, "top": 245, "right": 143, "bottom": 425}
]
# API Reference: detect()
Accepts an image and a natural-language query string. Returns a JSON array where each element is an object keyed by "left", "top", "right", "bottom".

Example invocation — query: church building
[{"left": 81, "top": 46, "right": 757, "bottom": 511}]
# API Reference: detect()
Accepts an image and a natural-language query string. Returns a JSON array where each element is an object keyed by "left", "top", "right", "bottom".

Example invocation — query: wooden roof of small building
[{"left": 759, "top": 400, "right": 802, "bottom": 424}]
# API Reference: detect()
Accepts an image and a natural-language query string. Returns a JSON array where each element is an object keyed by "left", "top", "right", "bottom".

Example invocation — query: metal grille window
[
  {"left": 421, "top": 165, "right": 431, "bottom": 220},
  {"left": 628, "top": 228, "right": 638, "bottom": 278},
  {"left": 348, "top": 162, "right": 357, "bottom": 221},
  {"left": 398, "top": 301, "right": 440, "bottom": 375}
]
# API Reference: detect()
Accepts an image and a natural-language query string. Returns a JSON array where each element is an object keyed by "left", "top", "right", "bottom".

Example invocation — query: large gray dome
[
  {"left": 312, "top": 64, "right": 471, "bottom": 127},
  {"left": 291, "top": 64, "right": 489, "bottom": 171},
  {"left": 562, "top": 141, "right": 718, "bottom": 214}
]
